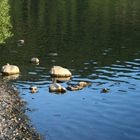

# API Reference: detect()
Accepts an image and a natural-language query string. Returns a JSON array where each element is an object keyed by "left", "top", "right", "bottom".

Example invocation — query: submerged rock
[
  {"left": 1, "top": 64, "right": 20, "bottom": 75},
  {"left": 67, "top": 81, "right": 91, "bottom": 91},
  {"left": 101, "top": 88, "right": 110, "bottom": 93},
  {"left": 78, "top": 81, "right": 91, "bottom": 87},
  {"left": 29, "top": 86, "right": 38, "bottom": 93},
  {"left": 67, "top": 85, "right": 83, "bottom": 91},
  {"left": 49, "top": 83, "right": 66, "bottom": 93},
  {"left": 50, "top": 66, "right": 72, "bottom": 77},
  {"left": 30, "top": 58, "right": 39, "bottom": 64},
  {"left": 17, "top": 40, "right": 24, "bottom": 46}
]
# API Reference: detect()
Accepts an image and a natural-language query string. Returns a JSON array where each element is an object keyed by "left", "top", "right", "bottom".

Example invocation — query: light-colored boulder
[
  {"left": 50, "top": 66, "right": 72, "bottom": 77},
  {"left": 1, "top": 64, "right": 20, "bottom": 75},
  {"left": 30, "top": 57, "right": 39, "bottom": 64}
]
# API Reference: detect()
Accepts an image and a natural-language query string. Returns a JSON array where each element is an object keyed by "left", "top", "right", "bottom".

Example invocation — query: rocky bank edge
[{"left": 0, "top": 79, "right": 40, "bottom": 140}]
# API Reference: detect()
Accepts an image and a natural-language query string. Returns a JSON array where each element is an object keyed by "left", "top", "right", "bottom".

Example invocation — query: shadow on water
[{"left": 0, "top": 0, "right": 140, "bottom": 140}]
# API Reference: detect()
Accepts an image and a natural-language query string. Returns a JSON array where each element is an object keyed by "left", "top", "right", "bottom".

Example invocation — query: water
[{"left": 0, "top": 0, "right": 140, "bottom": 140}]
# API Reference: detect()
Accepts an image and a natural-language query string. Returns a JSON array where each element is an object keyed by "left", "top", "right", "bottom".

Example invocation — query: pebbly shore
[{"left": 0, "top": 79, "right": 40, "bottom": 140}]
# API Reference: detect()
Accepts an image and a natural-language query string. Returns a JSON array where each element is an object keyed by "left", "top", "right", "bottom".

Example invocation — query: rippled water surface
[{"left": 0, "top": 0, "right": 140, "bottom": 140}]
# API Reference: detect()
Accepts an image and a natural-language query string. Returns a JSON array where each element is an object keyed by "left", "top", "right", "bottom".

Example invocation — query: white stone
[
  {"left": 17, "top": 40, "right": 24, "bottom": 46},
  {"left": 30, "top": 57, "right": 39, "bottom": 64},
  {"left": 1, "top": 64, "right": 20, "bottom": 75},
  {"left": 50, "top": 66, "right": 72, "bottom": 77}
]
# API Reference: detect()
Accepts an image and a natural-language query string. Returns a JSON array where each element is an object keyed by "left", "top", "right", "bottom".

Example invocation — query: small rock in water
[
  {"left": 17, "top": 40, "right": 24, "bottom": 46},
  {"left": 67, "top": 81, "right": 91, "bottom": 91},
  {"left": 67, "top": 85, "right": 83, "bottom": 91},
  {"left": 30, "top": 58, "right": 39, "bottom": 64},
  {"left": 49, "top": 83, "right": 66, "bottom": 93},
  {"left": 101, "top": 88, "right": 110, "bottom": 93},
  {"left": 78, "top": 81, "right": 91, "bottom": 87},
  {"left": 29, "top": 86, "right": 38, "bottom": 93}
]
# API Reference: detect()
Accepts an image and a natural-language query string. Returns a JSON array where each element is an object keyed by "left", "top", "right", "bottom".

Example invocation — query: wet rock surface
[{"left": 0, "top": 80, "right": 40, "bottom": 140}]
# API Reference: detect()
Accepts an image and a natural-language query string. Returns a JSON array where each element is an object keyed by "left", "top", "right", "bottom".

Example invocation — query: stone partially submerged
[
  {"left": 67, "top": 81, "right": 91, "bottom": 91},
  {"left": 50, "top": 66, "right": 72, "bottom": 77},
  {"left": 30, "top": 57, "right": 39, "bottom": 64},
  {"left": 49, "top": 83, "right": 66, "bottom": 93},
  {"left": 1, "top": 64, "right": 20, "bottom": 76}
]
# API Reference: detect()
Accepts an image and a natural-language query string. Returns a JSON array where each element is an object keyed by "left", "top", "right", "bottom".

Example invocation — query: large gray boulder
[
  {"left": 1, "top": 64, "right": 20, "bottom": 75},
  {"left": 50, "top": 66, "right": 72, "bottom": 77}
]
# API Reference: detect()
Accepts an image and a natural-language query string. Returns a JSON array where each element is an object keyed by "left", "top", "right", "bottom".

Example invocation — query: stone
[
  {"left": 101, "top": 88, "right": 110, "bottom": 93},
  {"left": 1, "top": 64, "right": 20, "bottom": 75},
  {"left": 30, "top": 58, "right": 39, "bottom": 64},
  {"left": 17, "top": 40, "right": 24, "bottom": 44},
  {"left": 29, "top": 86, "right": 38, "bottom": 93},
  {"left": 17, "top": 40, "right": 24, "bottom": 46},
  {"left": 67, "top": 81, "right": 91, "bottom": 91},
  {"left": 49, "top": 83, "right": 66, "bottom": 93},
  {"left": 78, "top": 81, "right": 90, "bottom": 87},
  {"left": 50, "top": 66, "right": 72, "bottom": 77}
]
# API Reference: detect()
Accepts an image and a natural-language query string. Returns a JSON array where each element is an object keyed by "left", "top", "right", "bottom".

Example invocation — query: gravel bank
[{"left": 0, "top": 79, "right": 40, "bottom": 140}]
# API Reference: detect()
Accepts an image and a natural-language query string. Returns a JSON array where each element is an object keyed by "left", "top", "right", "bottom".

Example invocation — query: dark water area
[{"left": 0, "top": 0, "right": 140, "bottom": 140}]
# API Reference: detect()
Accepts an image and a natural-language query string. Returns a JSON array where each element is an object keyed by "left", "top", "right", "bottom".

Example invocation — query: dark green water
[{"left": 0, "top": 0, "right": 140, "bottom": 140}]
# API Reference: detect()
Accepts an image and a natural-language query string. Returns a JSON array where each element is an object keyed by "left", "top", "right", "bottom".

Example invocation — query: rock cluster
[{"left": 49, "top": 66, "right": 91, "bottom": 93}]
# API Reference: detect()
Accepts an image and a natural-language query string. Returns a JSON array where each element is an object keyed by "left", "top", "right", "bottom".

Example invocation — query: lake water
[{"left": 0, "top": 0, "right": 140, "bottom": 140}]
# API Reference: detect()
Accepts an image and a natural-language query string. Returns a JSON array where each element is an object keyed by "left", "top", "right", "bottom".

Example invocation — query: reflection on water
[{"left": 0, "top": 0, "right": 140, "bottom": 140}]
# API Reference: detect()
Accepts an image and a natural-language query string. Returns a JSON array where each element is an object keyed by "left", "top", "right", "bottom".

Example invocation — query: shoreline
[{"left": 0, "top": 79, "right": 40, "bottom": 139}]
